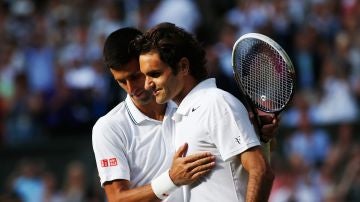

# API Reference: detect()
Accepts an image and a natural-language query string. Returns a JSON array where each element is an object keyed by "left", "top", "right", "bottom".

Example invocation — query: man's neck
[{"left": 173, "top": 76, "right": 200, "bottom": 105}]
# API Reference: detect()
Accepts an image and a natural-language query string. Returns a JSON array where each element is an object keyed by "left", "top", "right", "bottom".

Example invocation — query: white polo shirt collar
[
  {"left": 175, "top": 78, "right": 216, "bottom": 116},
  {"left": 125, "top": 95, "right": 177, "bottom": 125}
]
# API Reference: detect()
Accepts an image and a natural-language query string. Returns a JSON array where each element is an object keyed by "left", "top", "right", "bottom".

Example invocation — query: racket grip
[
  {"left": 261, "top": 141, "right": 271, "bottom": 163},
  {"left": 252, "top": 113, "right": 271, "bottom": 162}
]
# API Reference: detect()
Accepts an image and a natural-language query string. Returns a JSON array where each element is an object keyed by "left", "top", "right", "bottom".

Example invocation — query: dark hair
[
  {"left": 134, "top": 22, "right": 208, "bottom": 81},
  {"left": 103, "top": 27, "right": 142, "bottom": 70}
]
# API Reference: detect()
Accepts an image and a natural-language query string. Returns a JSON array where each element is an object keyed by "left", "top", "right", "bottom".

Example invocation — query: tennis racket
[{"left": 231, "top": 33, "right": 296, "bottom": 161}]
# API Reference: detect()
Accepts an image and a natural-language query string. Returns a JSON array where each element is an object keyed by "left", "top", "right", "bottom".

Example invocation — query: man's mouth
[{"left": 153, "top": 89, "right": 161, "bottom": 96}]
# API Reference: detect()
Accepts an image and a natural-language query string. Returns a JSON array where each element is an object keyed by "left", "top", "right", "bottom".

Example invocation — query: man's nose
[{"left": 144, "top": 77, "right": 154, "bottom": 90}]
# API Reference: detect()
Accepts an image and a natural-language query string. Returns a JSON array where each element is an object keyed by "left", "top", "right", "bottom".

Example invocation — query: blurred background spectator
[{"left": 0, "top": 0, "right": 359, "bottom": 201}]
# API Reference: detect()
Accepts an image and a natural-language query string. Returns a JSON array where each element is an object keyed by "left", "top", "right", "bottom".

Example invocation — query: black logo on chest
[{"left": 192, "top": 106, "right": 200, "bottom": 112}]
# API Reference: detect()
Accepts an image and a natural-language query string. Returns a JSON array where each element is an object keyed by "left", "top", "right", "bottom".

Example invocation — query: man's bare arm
[
  {"left": 103, "top": 143, "right": 215, "bottom": 202},
  {"left": 104, "top": 180, "right": 159, "bottom": 202},
  {"left": 240, "top": 146, "right": 274, "bottom": 202}
]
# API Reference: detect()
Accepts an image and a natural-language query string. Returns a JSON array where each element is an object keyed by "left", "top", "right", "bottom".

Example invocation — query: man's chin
[
  {"left": 155, "top": 97, "right": 168, "bottom": 105},
  {"left": 131, "top": 95, "right": 152, "bottom": 105}
]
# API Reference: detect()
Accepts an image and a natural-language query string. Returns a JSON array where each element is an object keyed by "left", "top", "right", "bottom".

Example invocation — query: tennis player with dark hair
[
  {"left": 136, "top": 22, "right": 275, "bottom": 201},
  {"left": 92, "top": 27, "right": 217, "bottom": 202}
]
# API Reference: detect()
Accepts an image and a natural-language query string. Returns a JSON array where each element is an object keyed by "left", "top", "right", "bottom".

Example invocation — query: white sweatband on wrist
[{"left": 151, "top": 169, "right": 178, "bottom": 199}]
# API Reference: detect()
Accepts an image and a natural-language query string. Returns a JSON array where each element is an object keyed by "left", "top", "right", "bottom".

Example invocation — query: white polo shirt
[
  {"left": 173, "top": 78, "right": 260, "bottom": 202},
  {"left": 92, "top": 95, "right": 180, "bottom": 199}
]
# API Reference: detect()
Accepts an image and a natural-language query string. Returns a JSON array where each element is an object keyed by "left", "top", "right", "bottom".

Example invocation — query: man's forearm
[
  {"left": 240, "top": 146, "right": 274, "bottom": 202},
  {"left": 107, "top": 184, "right": 161, "bottom": 202},
  {"left": 105, "top": 170, "right": 179, "bottom": 202},
  {"left": 104, "top": 179, "right": 163, "bottom": 202},
  {"left": 246, "top": 169, "right": 274, "bottom": 202}
]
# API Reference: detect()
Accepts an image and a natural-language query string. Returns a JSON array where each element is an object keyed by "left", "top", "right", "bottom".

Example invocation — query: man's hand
[
  {"left": 169, "top": 143, "right": 215, "bottom": 186},
  {"left": 249, "top": 110, "right": 280, "bottom": 143}
]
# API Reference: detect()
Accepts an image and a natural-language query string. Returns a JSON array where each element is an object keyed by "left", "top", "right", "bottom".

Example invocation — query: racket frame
[{"left": 232, "top": 32, "right": 296, "bottom": 114}]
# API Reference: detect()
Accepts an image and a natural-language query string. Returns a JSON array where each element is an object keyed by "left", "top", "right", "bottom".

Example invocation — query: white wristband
[{"left": 151, "top": 169, "right": 178, "bottom": 199}]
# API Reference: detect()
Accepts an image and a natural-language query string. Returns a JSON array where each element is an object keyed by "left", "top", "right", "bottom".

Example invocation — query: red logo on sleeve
[
  {"left": 101, "top": 159, "right": 109, "bottom": 167},
  {"left": 100, "top": 158, "right": 118, "bottom": 167},
  {"left": 109, "top": 158, "right": 118, "bottom": 166}
]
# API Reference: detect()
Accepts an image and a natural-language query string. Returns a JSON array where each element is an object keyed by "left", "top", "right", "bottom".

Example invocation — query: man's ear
[{"left": 178, "top": 57, "right": 190, "bottom": 75}]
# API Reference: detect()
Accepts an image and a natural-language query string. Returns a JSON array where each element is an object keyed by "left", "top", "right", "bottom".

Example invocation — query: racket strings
[{"left": 234, "top": 39, "right": 294, "bottom": 112}]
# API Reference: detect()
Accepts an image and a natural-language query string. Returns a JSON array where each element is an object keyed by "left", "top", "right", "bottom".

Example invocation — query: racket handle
[
  {"left": 254, "top": 115, "right": 271, "bottom": 163},
  {"left": 261, "top": 141, "right": 271, "bottom": 163}
]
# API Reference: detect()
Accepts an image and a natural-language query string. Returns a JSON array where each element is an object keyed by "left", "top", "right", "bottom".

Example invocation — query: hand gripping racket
[{"left": 232, "top": 33, "right": 296, "bottom": 161}]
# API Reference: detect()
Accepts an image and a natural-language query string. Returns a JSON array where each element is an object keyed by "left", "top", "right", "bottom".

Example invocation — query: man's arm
[
  {"left": 240, "top": 146, "right": 274, "bottom": 202},
  {"left": 104, "top": 180, "right": 159, "bottom": 202},
  {"left": 104, "top": 143, "right": 215, "bottom": 202}
]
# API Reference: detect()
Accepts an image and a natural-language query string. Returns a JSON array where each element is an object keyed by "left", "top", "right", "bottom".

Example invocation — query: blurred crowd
[
  {"left": 0, "top": 0, "right": 360, "bottom": 201},
  {"left": 1, "top": 158, "right": 105, "bottom": 202}
]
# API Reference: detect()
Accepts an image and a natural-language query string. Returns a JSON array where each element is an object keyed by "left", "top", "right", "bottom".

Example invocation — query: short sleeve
[
  {"left": 207, "top": 94, "right": 260, "bottom": 161},
  {"left": 92, "top": 117, "right": 130, "bottom": 186}
]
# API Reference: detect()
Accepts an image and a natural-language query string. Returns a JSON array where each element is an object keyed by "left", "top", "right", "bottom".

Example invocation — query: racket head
[{"left": 232, "top": 33, "right": 296, "bottom": 113}]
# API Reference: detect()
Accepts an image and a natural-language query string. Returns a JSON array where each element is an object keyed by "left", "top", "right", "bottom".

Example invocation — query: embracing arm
[
  {"left": 104, "top": 180, "right": 159, "bottom": 202},
  {"left": 240, "top": 146, "right": 274, "bottom": 202},
  {"left": 103, "top": 143, "right": 215, "bottom": 202}
]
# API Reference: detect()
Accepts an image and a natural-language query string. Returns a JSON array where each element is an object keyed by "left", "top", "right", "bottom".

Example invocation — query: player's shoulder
[
  {"left": 203, "top": 87, "right": 240, "bottom": 104},
  {"left": 92, "top": 101, "right": 128, "bottom": 132}
]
